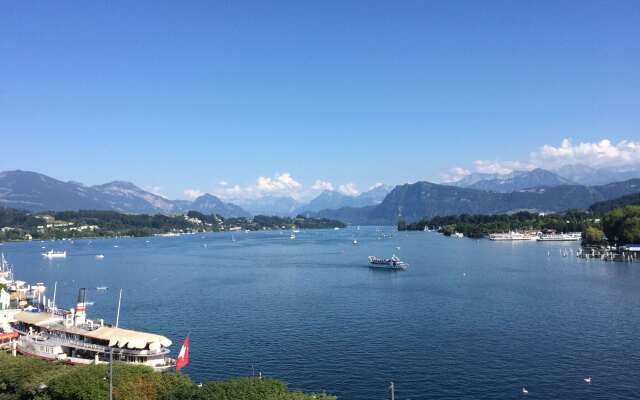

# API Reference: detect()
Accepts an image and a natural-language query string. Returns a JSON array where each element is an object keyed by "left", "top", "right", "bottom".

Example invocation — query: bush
[{"left": 0, "top": 354, "right": 335, "bottom": 400}]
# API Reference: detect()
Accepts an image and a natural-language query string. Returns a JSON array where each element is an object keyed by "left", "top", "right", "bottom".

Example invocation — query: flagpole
[
  {"left": 51, "top": 282, "right": 57, "bottom": 316},
  {"left": 115, "top": 288, "right": 122, "bottom": 328},
  {"left": 109, "top": 348, "right": 113, "bottom": 400}
]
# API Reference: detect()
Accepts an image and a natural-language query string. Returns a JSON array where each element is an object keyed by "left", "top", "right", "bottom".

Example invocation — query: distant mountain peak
[
  {"left": 554, "top": 164, "right": 640, "bottom": 185},
  {"left": 299, "top": 185, "right": 393, "bottom": 213},
  {"left": 451, "top": 168, "right": 574, "bottom": 193},
  {"left": 194, "top": 193, "right": 218, "bottom": 200}
]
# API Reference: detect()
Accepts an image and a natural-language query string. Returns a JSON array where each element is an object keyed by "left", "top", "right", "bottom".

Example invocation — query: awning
[
  {"left": 14, "top": 311, "right": 63, "bottom": 327},
  {"left": 81, "top": 326, "right": 172, "bottom": 349}
]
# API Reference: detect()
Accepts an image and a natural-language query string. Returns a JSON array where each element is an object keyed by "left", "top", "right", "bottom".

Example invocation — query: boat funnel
[{"left": 75, "top": 288, "right": 87, "bottom": 325}]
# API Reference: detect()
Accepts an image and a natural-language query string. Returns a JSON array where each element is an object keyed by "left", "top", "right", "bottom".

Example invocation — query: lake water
[{"left": 2, "top": 227, "right": 639, "bottom": 399}]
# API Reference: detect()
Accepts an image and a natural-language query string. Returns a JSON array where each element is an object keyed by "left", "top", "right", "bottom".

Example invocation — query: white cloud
[
  {"left": 183, "top": 188, "right": 204, "bottom": 199},
  {"left": 472, "top": 160, "right": 534, "bottom": 175},
  {"left": 531, "top": 138, "right": 640, "bottom": 168},
  {"left": 369, "top": 182, "right": 385, "bottom": 190},
  {"left": 439, "top": 137, "right": 640, "bottom": 183},
  {"left": 212, "top": 173, "right": 305, "bottom": 201},
  {"left": 256, "top": 173, "right": 302, "bottom": 193},
  {"left": 337, "top": 183, "right": 360, "bottom": 196},
  {"left": 440, "top": 167, "right": 471, "bottom": 183},
  {"left": 312, "top": 180, "right": 334, "bottom": 191}
]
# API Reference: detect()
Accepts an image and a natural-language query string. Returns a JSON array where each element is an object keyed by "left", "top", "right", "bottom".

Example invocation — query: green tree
[
  {"left": 603, "top": 206, "right": 640, "bottom": 245},
  {"left": 582, "top": 226, "right": 604, "bottom": 245}
]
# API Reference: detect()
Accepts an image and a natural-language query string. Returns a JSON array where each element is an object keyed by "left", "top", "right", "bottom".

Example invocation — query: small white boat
[
  {"left": 334, "top": 227, "right": 340, "bottom": 230},
  {"left": 352, "top": 240, "right": 358, "bottom": 245},
  {"left": 95, "top": 286, "right": 108, "bottom": 291},
  {"left": 42, "top": 250, "right": 66, "bottom": 259},
  {"left": 95, "top": 254, "right": 105, "bottom": 259},
  {"left": 584, "top": 377, "right": 592, "bottom": 384},
  {"left": 290, "top": 233, "right": 296, "bottom": 240},
  {"left": 522, "top": 387, "right": 528, "bottom": 395}
]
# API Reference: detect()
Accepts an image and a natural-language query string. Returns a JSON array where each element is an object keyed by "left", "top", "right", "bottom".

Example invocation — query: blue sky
[{"left": 1, "top": 1, "right": 639, "bottom": 200}]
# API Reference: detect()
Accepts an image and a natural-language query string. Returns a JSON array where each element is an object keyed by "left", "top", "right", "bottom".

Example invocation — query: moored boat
[
  {"left": 537, "top": 232, "right": 582, "bottom": 241},
  {"left": 12, "top": 288, "right": 175, "bottom": 372},
  {"left": 488, "top": 232, "right": 537, "bottom": 241}
]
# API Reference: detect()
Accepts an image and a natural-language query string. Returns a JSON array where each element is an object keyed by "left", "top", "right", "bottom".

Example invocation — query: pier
[{"left": 577, "top": 245, "right": 640, "bottom": 262}]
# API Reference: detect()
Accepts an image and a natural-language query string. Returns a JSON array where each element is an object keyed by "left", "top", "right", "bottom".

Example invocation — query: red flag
[{"left": 176, "top": 336, "right": 189, "bottom": 371}]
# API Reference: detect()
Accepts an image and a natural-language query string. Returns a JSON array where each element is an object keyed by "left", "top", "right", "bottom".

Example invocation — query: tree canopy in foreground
[{"left": 0, "top": 353, "right": 335, "bottom": 400}]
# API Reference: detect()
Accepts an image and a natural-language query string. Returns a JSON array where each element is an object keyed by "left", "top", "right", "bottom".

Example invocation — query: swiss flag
[{"left": 176, "top": 336, "right": 189, "bottom": 371}]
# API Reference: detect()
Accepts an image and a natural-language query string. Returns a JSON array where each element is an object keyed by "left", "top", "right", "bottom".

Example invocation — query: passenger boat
[
  {"left": 368, "top": 255, "right": 408, "bottom": 270},
  {"left": 12, "top": 288, "right": 175, "bottom": 371},
  {"left": 537, "top": 232, "right": 582, "bottom": 241},
  {"left": 42, "top": 250, "right": 67, "bottom": 259},
  {"left": 488, "top": 232, "right": 537, "bottom": 241}
]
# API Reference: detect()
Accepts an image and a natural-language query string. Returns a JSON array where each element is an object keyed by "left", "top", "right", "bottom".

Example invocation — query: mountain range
[
  {"left": 553, "top": 164, "right": 640, "bottom": 186},
  {"left": 588, "top": 193, "right": 640, "bottom": 214},
  {"left": 229, "top": 185, "right": 392, "bottom": 216},
  {"left": 0, "top": 170, "right": 249, "bottom": 217},
  {"left": 451, "top": 164, "right": 640, "bottom": 192},
  {"left": 299, "top": 184, "right": 391, "bottom": 213},
  {"left": 3, "top": 168, "right": 640, "bottom": 224},
  {"left": 316, "top": 179, "right": 640, "bottom": 224},
  {"left": 451, "top": 168, "right": 574, "bottom": 193},
  {"left": 0, "top": 170, "right": 390, "bottom": 218}
]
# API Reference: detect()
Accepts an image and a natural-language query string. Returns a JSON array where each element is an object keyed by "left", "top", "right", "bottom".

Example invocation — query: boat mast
[
  {"left": 51, "top": 282, "right": 57, "bottom": 316},
  {"left": 115, "top": 288, "right": 122, "bottom": 328}
]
